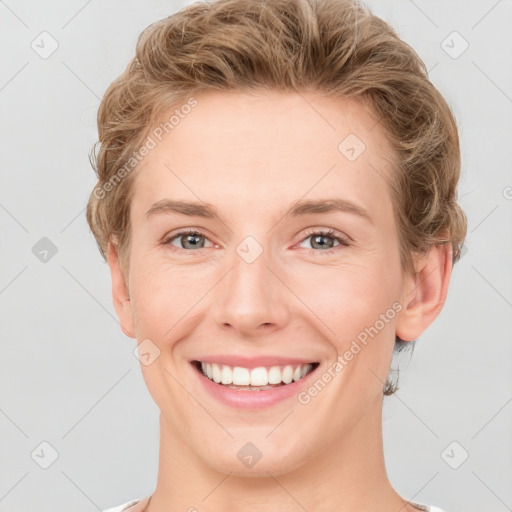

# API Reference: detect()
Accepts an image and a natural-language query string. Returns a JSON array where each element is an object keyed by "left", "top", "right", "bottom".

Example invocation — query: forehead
[{"left": 131, "top": 90, "right": 396, "bottom": 222}]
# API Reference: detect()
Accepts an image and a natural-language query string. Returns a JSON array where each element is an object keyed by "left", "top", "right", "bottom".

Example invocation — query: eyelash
[
  {"left": 301, "top": 228, "right": 351, "bottom": 254},
  {"left": 162, "top": 228, "right": 350, "bottom": 255}
]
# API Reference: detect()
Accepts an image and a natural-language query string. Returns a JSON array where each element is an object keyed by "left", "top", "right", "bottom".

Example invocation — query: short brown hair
[{"left": 86, "top": 0, "right": 467, "bottom": 394}]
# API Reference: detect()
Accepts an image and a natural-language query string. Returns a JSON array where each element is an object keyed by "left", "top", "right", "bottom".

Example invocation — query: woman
[{"left": 87, "top": 0, "right": 467, "bottom": 510}]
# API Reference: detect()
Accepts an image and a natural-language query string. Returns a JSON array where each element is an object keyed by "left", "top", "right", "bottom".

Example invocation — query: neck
[{"left": 147, "top": 395, "right": 412, "bottom": 512}]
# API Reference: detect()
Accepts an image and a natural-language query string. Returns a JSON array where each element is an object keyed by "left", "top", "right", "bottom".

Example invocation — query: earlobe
[
  {"left": 107, "top": 241, "right": 135, "bottom": 338},
  {"left": 395, "top": 243, "right": 453, "bottom": 342}
]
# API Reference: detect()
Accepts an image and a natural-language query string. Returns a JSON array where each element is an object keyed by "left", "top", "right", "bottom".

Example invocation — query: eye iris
[
  {"left": 311, "top": 234, "right": 334, "bottom": 250},
  {"left": 182, "top": 233, "right": 204, "bottom": 249}
]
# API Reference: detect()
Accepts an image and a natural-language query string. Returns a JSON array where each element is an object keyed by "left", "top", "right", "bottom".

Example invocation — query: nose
[{"left": 212, "top": 243, "right": 290, "bottom": 337}]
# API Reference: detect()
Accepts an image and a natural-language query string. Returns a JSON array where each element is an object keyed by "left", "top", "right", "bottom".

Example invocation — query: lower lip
[{"left": 192, "top": 362, "right": 318, "bottom": 409}]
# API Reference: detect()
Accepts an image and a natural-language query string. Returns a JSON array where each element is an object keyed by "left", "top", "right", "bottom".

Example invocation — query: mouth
[{"left": 192, "top": 360, "right": 320, "bottom": 391}]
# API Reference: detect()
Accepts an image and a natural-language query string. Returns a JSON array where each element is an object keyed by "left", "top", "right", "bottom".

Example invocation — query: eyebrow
[{"left": 145, "top": 198, "right": 373, "bottom": 224}]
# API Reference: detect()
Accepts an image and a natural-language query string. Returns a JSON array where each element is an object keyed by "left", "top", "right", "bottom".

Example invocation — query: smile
[
  {"left": 194, "top": 361, "right": 319, "bottom": 391},
  {"left": 193, "top": 360, "right": 319, "bottom": 391}
]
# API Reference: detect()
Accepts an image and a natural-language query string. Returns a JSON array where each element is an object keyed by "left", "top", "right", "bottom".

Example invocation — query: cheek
[
  {"left": 291, "top": 256, "right": 402, "bottom": 391},
  {"left": 129, "top": 255, "right": 214, "bottom": 340},
  {"left": 295, "top": 261, "right": 400, "bottom": 334}
]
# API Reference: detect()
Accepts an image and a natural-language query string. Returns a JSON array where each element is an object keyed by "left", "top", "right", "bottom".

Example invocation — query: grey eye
[
  {"left": 166, "top": 231, "right": 212, "bottom": 250},
  {"left": 309, "top": 233, "right": 337, "bottom": 250}
]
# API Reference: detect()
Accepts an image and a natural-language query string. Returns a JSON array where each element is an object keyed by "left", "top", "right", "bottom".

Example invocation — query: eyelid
[{"left": 298, "top": 227, "right": 350, "bottom": 243}]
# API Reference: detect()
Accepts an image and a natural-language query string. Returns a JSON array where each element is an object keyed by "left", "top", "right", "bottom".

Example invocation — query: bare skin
[{"left": 107, "top": 90, "right": 452, "bottom": 512}]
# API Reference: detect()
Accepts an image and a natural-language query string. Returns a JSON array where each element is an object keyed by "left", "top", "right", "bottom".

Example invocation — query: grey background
[{"left": 1, "top": 0, "right": 511, "bottom": 511}]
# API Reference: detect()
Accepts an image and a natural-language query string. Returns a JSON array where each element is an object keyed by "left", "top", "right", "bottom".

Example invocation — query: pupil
[
  {"left": 184, "top": 234, "right": 203, "bottom": 249},
  {"left": 312, "top": 235, "right": 333, "bottom": 249}
]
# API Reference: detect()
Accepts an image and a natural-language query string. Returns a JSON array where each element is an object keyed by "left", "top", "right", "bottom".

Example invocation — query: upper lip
[{"left": 192, "top": 355, "right": 319, "bottom": 369}]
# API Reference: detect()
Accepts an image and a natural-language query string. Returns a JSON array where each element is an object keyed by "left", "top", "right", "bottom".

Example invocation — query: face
[{"left": 112, "top": 90, "right": 419, "bottom": 476}]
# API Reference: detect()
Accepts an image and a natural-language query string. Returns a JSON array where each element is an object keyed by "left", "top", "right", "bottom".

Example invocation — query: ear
[
  {"left": 107, "top": 240, "right": 135, "bottom": 338},
  {"left": 396, "top": 243, "right": 453, "bottom": 342}
]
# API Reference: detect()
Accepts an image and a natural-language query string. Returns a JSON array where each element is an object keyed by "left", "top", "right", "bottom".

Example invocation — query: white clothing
[{"left": 103, "top": 496, "right": 447, "bottom": 512}]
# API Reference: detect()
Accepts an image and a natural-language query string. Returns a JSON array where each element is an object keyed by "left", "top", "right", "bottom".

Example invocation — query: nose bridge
[{"left": 212, "top": 234, "right": 288, "bottom": 333}]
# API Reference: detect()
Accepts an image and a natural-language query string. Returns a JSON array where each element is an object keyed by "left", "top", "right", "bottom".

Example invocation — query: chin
[{"left": 198, "top": 440, "right": 312, "bottom": 478}]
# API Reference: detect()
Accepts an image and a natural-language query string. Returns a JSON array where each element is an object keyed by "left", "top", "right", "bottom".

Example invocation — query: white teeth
[
  {"left": 212, "top": 364, "right": 222, "bottom": 384},
  {"left": 268, "top": 366, "right": 282, "bottom": 384},
  {"left": 282, "top": 365, "right": 294, "bottom": 384},
  {"left": 200, "top": 362, "right": 315, "bottom": 387},
  {"left": 232, "top": 366, "right": 250, "bottom": 385},
  {"left": 250, "top": 367, "right": 268, "bottom": 386},
  {"left": 221, "top": 365, "right": 233, "bottom": 385}
]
